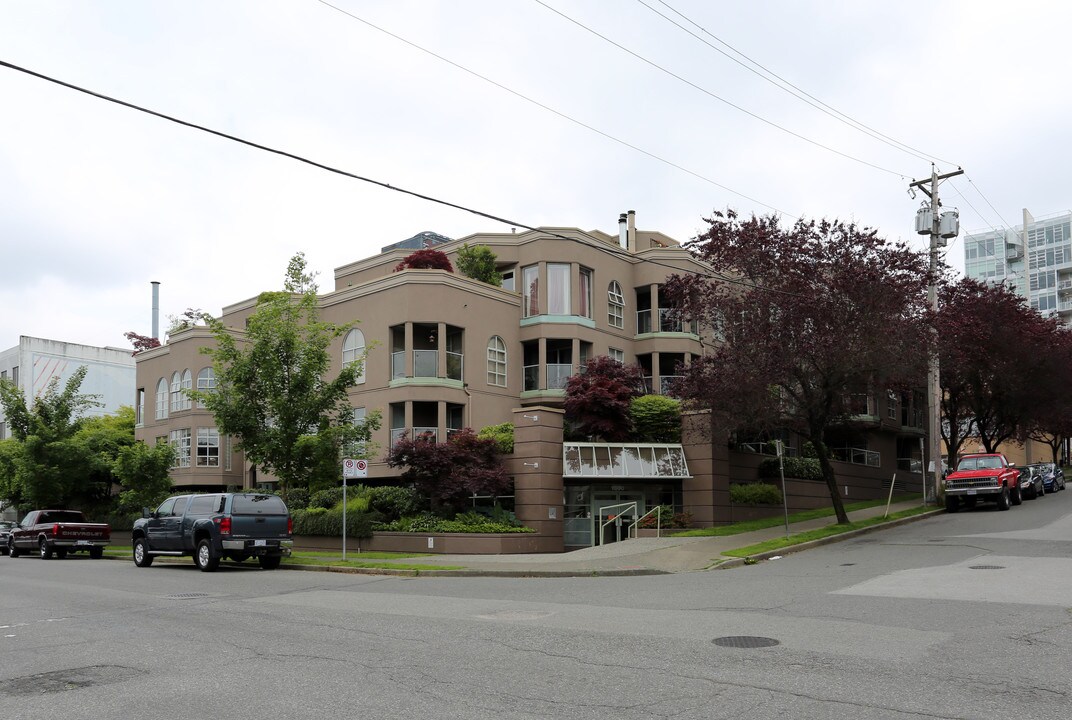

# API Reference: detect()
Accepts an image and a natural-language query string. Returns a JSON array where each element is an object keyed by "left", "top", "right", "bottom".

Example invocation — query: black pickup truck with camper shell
[{"left": 131, "top": 492, "right": 293, "bottom": 572}]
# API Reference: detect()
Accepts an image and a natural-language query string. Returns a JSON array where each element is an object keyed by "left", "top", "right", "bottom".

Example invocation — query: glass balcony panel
[
  {"left": 446, "top": 352, "right": 463, "bottom": 381},
  {"left": 412, "top": 427, "right": 438, "bottom": 442},
  {"left": 391, "top": 351, "right": 405, "bottom": 379},
  {"left": 546, "top": 363, "right": 573, "bottom": 390},
  {"left": 523, "top": 364, "right": 539, "bottom": 391},
  {"left": 413, "top": 350, "right": 438, "bottom": 378},
  {"left": 636, "top": 309, "right": 652, "bottom": 334}
]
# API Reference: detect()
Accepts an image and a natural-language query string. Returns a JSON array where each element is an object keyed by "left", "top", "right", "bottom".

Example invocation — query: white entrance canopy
[{"left": 563, "top": 443, "right": 691, "bottom": 479}]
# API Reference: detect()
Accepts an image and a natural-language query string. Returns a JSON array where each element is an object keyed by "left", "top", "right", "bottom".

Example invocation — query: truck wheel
[
  {"left": 996, "top": 487, "right": 1011, "bottom": 511},
  {"left": 8, "top": 538, "right": 20, "bottom": 558},
  {"left": 195, "top": 538, "right": 220, "bottom": 572},
  {"left": 258, "top": 555, "right": 282, "bottom": 570},
  {"left": 133, "top": 538, "right": 154, "bottom": 567},
  {"left": 1011, "top": 485, "right": 1023, "bottom": 506},
  {"left": 39, "top": 538, "right": 54, "bottom": 559},
  {"left": 945, "top": 496, "right": 959, "bottom": 513},
  {"left": 89, "top": 547, "right": 103, "bottom": 559}
]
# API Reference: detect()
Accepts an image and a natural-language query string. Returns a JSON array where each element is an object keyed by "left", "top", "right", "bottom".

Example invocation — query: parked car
[
  {"left": 6, "top": 510, "right": 111, "bottom": 559},
  {"left": 0, "top": 520, "right": 17, "bottom": 555},
  {"left": 1036, "top": 463, "right": 1066, "bottom": 493},
  {"left": 1020, "top": 465, "right": 1046, "bottom": 500},
  {"left": 131, "top": 492, "right": 293, "bottom": 572}
]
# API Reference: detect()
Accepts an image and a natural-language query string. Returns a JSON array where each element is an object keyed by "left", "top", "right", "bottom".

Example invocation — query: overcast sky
[{"left": 2, "top": 1, "right": 1069, "bottom": 351}]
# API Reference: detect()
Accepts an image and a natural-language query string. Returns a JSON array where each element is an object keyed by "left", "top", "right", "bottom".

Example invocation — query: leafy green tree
[
  {"left": 0, "top": 366, "right": 102, "bottom": 508},
  {"left": 190, "top": 253, "right": 377, "bottom": 497},
  {"left": 112, "top": 439, "right": 175, "bottom": 513},
  {"left": 70, "top": 406, "right": 137, "bottom": 514},
  {"left": 630, "top": 395, "right": 681, "bottom": 442},
  {"left": 456, "top": 244, "right": 502, "bottom": 286}
]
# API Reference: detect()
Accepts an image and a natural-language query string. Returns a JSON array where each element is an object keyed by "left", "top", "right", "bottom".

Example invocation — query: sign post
[{"left": 341, "top": 458, "right": 368, "bottom": 560}]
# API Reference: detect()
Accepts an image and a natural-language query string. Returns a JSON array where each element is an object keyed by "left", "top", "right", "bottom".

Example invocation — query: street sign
[{"left": 342, "top": 458, "right": 368, "bottom": 479}]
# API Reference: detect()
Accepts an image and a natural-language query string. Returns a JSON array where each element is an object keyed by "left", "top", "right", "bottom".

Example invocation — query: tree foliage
[
  {"left": 666, "top": 211, "right": 930, "bottom": 523},
  {"left": 456, "top": 244, "right": 502, "bottom": 286},
  {"left": 385, "top": 428, "right": 510, "bottom": 514},
  {"left": 191, "top": 253, "right": 380, "bottom": 496},
  {"left": 0, "top": 366, "right": 103, "bottom": 508},
  {"left": 936, "top": 278, "right": 1071, "bottom": 464},
  {"left": 112, "top": 439, "right": 175, "bottom": 513},
  {"left": 394, "top": 248, "right": 454, "bottom": 272},
  {"left": 564, "top": 356, "right": 646, "bottom": 441},
  {"left": 123, "top": 331, "right": 161, "bottom": 354}
]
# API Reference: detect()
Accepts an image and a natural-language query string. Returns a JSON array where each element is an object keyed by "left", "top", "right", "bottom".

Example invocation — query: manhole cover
[
  {"left": 712, "top": 636, "right": 780, "bottom": 648},
  {"left": 968, "top": 565, "right": 1005, "bottom": 570},
  {"left": 166, "top": 593, "right": 210, "bottom": 599}
]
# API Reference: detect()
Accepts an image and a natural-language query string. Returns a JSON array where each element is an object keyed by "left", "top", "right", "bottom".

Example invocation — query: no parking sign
[{"left": 342, "top": 458, "right": 368, "bottom": 478}]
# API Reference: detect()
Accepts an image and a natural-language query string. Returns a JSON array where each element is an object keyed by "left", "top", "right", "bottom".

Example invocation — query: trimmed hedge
[
  {"left": 366, "top": 485, "right": 420, "bottom": 519},
  {"left": 730, "top": 482, "right": 783, "bottom": 505},
  {"left": 375, "top": 511, "right": 534, "bottom": 534},
  {"left": 292, "top": 507, "right": 375, "bottom": 537},
  {"left": 757, "top": 456, "right": 823, "bottom": 481}
]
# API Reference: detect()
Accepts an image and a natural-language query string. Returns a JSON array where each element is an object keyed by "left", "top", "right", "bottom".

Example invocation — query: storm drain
[
  {"left": 969, "top": 565, "right": 1005, "bottom": 570},
  {"left": 165, "top": 592, "right": 210, "bottom": 599},
  {"left": 712, "top": 636, "right": 780, "bottom": 649}
]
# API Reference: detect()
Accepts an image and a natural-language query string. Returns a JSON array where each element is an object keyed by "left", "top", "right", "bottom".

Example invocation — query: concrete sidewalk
[{"left": 409, "top": 500, "right": 943, "bottom": 577}]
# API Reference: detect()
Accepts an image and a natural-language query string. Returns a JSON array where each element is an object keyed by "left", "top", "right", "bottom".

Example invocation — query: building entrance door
[{"left": 593, "top": 491, "right": 645, "bottom": 545}]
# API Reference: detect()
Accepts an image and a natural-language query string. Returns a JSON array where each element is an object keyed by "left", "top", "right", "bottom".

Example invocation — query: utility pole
[{"left": 910, "top": 165, "right": 963, "bottom": 505}]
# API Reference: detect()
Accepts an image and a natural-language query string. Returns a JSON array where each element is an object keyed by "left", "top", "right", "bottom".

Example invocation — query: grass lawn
[
  {"left": 671, "top": 495, "right": 925, "bottom": 538},
  {"left": 721, "top": 505, "right": 936, "bottom": 559}
]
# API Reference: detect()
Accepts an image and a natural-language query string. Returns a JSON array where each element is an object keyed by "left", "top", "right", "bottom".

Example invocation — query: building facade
[
  {"left": 0, "top": 336, "right": 136, "bottom": 441},
  {"left": 135, "top": 212, "right": 926, "bottom": 551}
]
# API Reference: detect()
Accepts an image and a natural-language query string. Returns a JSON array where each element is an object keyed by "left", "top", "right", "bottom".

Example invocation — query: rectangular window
[
  {"left": 522, "top": 265, "right": 539, "bottom": 317},
  {"left": 170, "top": 429, "right": 192, "bottom": 468},
  {"left": 346, "top": 408, "right": 367, "bottom": 457},
  {"left": 579, "top": 268, "right": 592, "bottom": 318},
  {"left": 609, "top": 348, "right": 625, "bottom": 364},
  {"left": 501, "top": 270, "right": 515, "bottom": 292},
  {"left": 548, "top": 263, "right": 570, "bottom": 315},
  {"left": 196, "top": 427, "right": 220, "bottom": 467},
  {"left": 11, "top": 366, "right": 17, "bottom": 386},
  {"left": 136, "top": 388, "right": 145, "bottom": 425}
]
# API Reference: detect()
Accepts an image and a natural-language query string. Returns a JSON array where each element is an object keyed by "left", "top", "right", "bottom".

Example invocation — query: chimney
[
  {"left": 151, "top": 281, "right": 160, "bottom": 340},
  {"left": 627, "top": 210, "right": 637, "bottom": 252},
  {"left": 618, "top": 213, "right": 628, "bottom": 250}
]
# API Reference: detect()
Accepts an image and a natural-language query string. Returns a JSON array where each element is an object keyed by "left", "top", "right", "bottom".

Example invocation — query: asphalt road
[{"left": 3, "top": 491, "right": 1071, "bottom": 720}]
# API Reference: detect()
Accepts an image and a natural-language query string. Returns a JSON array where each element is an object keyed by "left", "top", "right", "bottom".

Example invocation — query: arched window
[
  {"left": 487, "top": 336, "right": 507, "bottom": 387},
  {"left": 608, "top": 281, "right": 624, "bottom": 328},
  {"left": 181, "top": 369, "right": 192, "bottom": 411},
  {"left": 156, "top": 378, "right": 169, "bottom": 419},
  {"left": 170, "top": 371, "right": 182, "bottom": 413},
  {"left": 196, "top": 367, "right": 216, "bottom": 408},
  {"left": 343, "top": 329, "right": 366, "bottom": 383}
]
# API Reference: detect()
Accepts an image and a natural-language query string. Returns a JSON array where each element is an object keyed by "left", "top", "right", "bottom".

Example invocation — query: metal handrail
[
  {"left": 598, "top": 501, "right": 638, "bottom": 546},
  {"left": 629, "top": 506, "right": 661, "bottom": 538}
]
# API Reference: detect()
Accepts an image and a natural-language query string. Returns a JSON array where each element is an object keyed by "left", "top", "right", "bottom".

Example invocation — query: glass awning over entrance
[{"left": 563, "top": 443, "right": 691, "bottom": 479}]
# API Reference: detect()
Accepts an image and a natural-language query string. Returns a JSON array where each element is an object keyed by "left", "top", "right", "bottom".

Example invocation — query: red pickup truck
[
  {"left": 943, "top": 453, "right": 1022, "bottom": 512},
  {"left": 6, "top": 509, "right": 111, "bottom": 559}
]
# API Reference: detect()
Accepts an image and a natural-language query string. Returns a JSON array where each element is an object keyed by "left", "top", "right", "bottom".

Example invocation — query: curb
[{"left": 710, "top": 508, "right": 946, "bottom": 570}]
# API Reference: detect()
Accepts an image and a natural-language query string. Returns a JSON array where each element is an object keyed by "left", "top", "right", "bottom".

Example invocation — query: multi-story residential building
[
  {"left": 135, "top": 212, "right": 926, "bottom": 551},
  {"left": 964, "top": 208, "right": 1072, "bottom": 319},
  {"left": 0, "top": 336, "right": 136, "bottom": 440}
]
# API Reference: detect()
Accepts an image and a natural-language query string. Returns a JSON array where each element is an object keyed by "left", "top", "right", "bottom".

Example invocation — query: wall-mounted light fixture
[
  {"left": 522, "top": 462, "right": 540, "bottom": 469},
  {"left": 522, "top": 414, "right": 539, "bottom": 422}
]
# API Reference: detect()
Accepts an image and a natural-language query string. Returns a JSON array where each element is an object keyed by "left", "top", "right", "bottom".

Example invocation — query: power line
[
  {"left": 313, "top": 0, "right": 794, "bottom": 219},
  {"left": 646, "top": 0, "right": 956, "bottom": 168},
  {"left": 533, "top": 0, "right": 911, "bottom": 179},
  {"left": 0, "top": 57, "right": 803, "bottom": 300}
]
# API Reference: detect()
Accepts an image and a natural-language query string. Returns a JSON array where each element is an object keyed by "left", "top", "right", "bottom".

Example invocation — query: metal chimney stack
[
  {"left": 151, "top": 281, "right": 160, "bottom": 340},
  {"left": 618, "top": 213, "right": 628, "bottom": 249}
]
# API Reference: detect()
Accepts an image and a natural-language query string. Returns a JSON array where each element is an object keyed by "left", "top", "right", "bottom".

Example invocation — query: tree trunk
[{"left": 813, "top": 440, "right": 849, "bottom": 524}]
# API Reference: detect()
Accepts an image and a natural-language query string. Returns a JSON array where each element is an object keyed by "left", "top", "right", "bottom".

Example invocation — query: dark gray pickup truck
[{"left": 132, "top": 493, "right": 293, "bottom": 572}]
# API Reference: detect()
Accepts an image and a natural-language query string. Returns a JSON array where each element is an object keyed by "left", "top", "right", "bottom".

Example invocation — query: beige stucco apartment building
[{"left": 134, "top": 212, "right": 926, "bottom": 551}]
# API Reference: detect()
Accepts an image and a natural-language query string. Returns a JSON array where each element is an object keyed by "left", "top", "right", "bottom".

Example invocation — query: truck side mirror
[{"left": 142, "top": 507, "right": 152, "bottom": 519}]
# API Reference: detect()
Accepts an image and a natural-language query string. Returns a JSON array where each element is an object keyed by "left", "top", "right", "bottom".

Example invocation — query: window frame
[
  {"left": 487, "top": 335, "right": 507, "bottom": 387},
  {"left": 342, "top": 328, "right": 367, "bottom": 383},
  {"left": 155, "top": 378, "right": 168, "bottom": 419},
  {"left": 608, "top": 281, "right": 625, "bottom": 329},
  {"left": 196, "top": 427, "right": 220, "bottom": 467}
]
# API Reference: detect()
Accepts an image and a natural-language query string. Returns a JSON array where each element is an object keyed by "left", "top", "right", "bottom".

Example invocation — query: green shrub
[
  {"left": 284, "top": 487, "right": 310, "bottom": 510},
  {"left": 729, "top": 482, "right": 784, "bottom": 505},
  {"left": 345, "top": 495, "right": 370, "bottom": 514},
  {"left": 291, "top": 507, "right": 375, "bottom": 537},
  {"left": 477, "top": 422, "right": 514, "bottom": 454},
  {"left": 800, "top": 441, "right": 817, "bottom": 458},
  {"left": 637, "top": 505, "right": 691, "bottom": 529},
  {"left": 309, "top": 487, "right": 346, "bottom": 510},
  {"left": 456, "top": 244, "right": 502, "bottom": 286},
  {"left": 375, "top": 511, "right": 533, "bottom": 533},
  {"left": 630, "top": 395, "right": 681, "bottom": 442},
  {"left": 366, "top": 485, "right": 420, "bottom": 520},
  {"left": 757, "top": 456, "right": 822, "bottom": 481},
  {"left": 104, "top": 512, "right": 141, "bottom": 532}
]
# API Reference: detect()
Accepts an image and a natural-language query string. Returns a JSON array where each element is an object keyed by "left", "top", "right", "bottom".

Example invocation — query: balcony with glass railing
[
  {"left": 636, "top": 308, "right": 697, "bottom": 335},
  {"left": 390, "top": 427, "right": 438, "bottom": 446},
  {"left": 830, "top": 446, "right": 881, "bottom": 467},
  {"left": 391, "top": 350, "right": 464, "bottom": 381},
  {"left": 642, "top": 375, "right": 683, "bottom": 396},
  {"left": 522, "top": 363, "right": 573, "bottom": 391}
]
